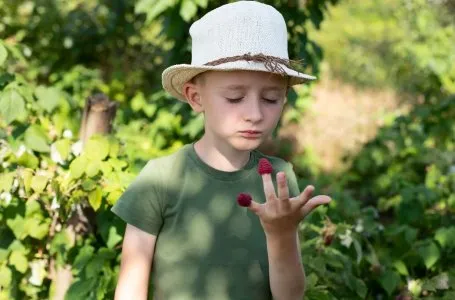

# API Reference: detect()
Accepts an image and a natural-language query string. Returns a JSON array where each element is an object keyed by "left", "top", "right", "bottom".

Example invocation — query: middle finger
[{"left": 262, "top": 173, "right": 277, "bottom": 201}]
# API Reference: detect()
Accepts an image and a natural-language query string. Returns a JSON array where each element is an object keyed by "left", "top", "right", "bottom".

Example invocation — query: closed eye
[
  {"left": 226, "top": 97, "right": 278, "bottom": 104},
  {"left": 263, "top": 98, "right": 278, "bottom": 104},
  {"left": 226, "top": 97, "right": 243, "bottom": 103}
]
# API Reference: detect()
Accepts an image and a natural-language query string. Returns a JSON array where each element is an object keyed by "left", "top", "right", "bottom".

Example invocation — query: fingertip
[
  {"left": 305, "top": 185, "right": 315, "bottom": 193},
  {"left": 277, "top": 171, "right": 286, "bottom": 180}
]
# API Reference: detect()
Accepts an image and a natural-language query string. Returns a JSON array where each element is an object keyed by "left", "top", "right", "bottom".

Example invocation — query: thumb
[{"left": 237, "top": 193, "right": 262, "bottom": 215}]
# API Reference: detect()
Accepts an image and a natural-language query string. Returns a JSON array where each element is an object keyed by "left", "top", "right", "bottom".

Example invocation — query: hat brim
[{"left": 162, "top": 61, "right": 317, "bottom": 102}]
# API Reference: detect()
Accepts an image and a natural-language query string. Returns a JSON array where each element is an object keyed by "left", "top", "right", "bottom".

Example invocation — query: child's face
[{"left": 184, "top": 70, "right": 288, "bottom": 151}]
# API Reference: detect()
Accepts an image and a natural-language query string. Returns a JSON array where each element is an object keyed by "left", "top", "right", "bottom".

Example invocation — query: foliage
[
  {"left": 294, "top": 96, "right": 455, "bottom": 299},
  {"left": 310, "top": 0, "right": 455, "bottom": 99},
  {"left": 2, "top": 0, "right": 453, "bottom": 299},
  {"left": 0, "top": 0, "right": 338, "bottom": 299}
]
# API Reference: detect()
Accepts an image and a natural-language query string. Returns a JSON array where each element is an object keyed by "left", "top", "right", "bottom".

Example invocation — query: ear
[{"left": 182, "top": 81, "right": 204, "bottom": 113}]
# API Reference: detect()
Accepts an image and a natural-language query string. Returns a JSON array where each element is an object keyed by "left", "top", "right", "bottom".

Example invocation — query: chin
[{"left": 229, "top": 138, "right": 263, "bottom": 151}]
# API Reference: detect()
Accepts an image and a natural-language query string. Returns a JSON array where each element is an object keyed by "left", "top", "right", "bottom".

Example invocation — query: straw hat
[{"left": 161, "top": 1, "right": 316, "bottom": 102}]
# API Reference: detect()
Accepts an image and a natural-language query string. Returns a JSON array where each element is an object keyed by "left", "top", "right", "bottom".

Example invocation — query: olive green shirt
[{"left": 111, "top": 143, "right": 300, "bottom": 300}]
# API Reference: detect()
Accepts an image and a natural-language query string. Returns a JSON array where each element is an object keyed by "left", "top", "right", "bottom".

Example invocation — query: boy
[{"left": 111, "top": 1, "right": 331, "bottom": 299}]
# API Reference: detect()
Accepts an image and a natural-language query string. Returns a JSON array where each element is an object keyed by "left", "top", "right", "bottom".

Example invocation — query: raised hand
[{"left": 237, "top": 158, "right": 331, "bottom": 236}]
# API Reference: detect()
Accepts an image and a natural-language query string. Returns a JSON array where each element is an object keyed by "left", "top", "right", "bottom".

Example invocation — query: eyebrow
[{"left": 220, "top": 84, "right": 285, "bottom": 92}]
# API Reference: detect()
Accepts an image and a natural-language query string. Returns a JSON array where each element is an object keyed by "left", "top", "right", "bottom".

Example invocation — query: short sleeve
[
  {"left": 285, "top": 162, "right": 300, "bottom": 198},
  {"left": 111, "top": 160, "right": 165, "bottom": 235}
]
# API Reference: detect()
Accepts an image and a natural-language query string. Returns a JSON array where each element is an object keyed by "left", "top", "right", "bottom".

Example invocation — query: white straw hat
[{"left": 161, "top": 1, "right": 316, "bottom": 102}]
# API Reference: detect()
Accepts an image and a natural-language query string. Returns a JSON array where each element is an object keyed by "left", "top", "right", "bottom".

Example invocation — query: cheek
[{"left": 264, "top": 105, "right": 284, "bottom": 120}]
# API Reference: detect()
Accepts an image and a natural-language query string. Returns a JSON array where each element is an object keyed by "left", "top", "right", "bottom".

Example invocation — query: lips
[{"left": 240, "top": 130, "right": 262, "bottom": 134}]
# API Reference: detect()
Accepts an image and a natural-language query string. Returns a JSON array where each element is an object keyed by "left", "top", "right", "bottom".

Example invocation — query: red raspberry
[
  {"left": 237, "top": 193, "right": 252, "bottom": 207},
  {"left": 258, "top": 158, "right": 273, "bottom": 175}
]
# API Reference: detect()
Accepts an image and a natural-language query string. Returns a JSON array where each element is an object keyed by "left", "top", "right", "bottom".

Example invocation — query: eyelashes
[{"left": 225, "top": 97, "right": 278, "bottom": 104}]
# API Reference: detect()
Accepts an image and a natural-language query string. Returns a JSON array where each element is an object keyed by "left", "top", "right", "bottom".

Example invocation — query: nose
[{"left": 243, "top": 97, "right": 263, "bottom": 123}]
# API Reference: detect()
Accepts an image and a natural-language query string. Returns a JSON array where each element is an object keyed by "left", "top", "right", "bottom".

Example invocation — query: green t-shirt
[{"left": 111, "top": 142, "right": 300, "bottom": 300}]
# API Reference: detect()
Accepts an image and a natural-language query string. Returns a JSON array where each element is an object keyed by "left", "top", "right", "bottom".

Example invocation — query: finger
[
  {"left": 276, "top": 172, "right": 291, "bottom": 211},
  {"left": 262, "top": 173, "right": 277, "bottom": 201},
  {"left": 276, "top": 172, "right": 289, "bottom": 201},
  {"left": 295, "top": 185, "right": 315, "bottom": 209},
  {"left": 300, "top": 195, "right": 331, "bottom": 218},
  {"left": 247, "top": 200, "right": 263, "bottom": 215},
  {"left": 236, "top": 193, "right": 263, "bottom": 215}
]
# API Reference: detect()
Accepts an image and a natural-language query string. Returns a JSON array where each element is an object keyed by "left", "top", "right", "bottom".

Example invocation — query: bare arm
[
  {"left": 267, "top": 231, "right": 305, "bottom": 300},
  {"left": 114, "top": 224, "right": 157, "bottom": 300}
]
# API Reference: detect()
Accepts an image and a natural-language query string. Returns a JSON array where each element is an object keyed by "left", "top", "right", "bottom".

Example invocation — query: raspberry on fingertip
[{"left": 258, "top": 158, "right": 273, "bottom": 175}]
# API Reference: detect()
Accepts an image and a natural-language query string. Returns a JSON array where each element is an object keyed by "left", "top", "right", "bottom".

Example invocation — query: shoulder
[{"left": 139, "top": 144, "right": 191, "bottom": 178}]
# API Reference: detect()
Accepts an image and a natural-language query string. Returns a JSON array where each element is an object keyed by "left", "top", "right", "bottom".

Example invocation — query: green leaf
[
  {"left": 418, "top": 241, "right": 441, "bottom": 269},
  {"left": 135, "top": 0, "right": 176, "bottom": 23},
  {"left": 6, "top": 215, "right": 26, "bottom": 239},
  {"left": 85, "top": 160, "right": 101, "bottom": 177},
  {"left": 305, "top": 273, "right": 318, "bottom": 290},
  {"left": 194, "top": 0, "right": 208, "bottom": 8},
  {"left": 84, "top": 135, "right": 110, "bottom": 161},
  {"left": 106, "top": 226, "right": 122, "bottom": 249},
  {"left": 354, "top": 277, "right": 367, "bottom": 299},
  {"left": 26, "top": 218, "right": 49, "bottom": 240},
  {"left": 9, "top": 251, "right": 28, "bottom": 273},
  {"left": 0, "top": 172, "right": 15, "bottom": 192},
  {"left": 35, "top": 86, "right": 61, "bottom": 113},
  {"left": 81, "top": 179, "right": 96, "bottom": 191},
  {"left": 435, "top": 227, "right": 455, "bottom": 249},
  {"left": 0, "top": 42, "right": 7, "bottom": 66},
  {"left": 30, "top": 175, "right": 48, "bottom": 193},
  {"left": 21, "top": 168, "right": 34, "bottom": 194},
  {"left": 0, "top": 265, "right": 12, "bottom": 287},
  {"left": 88, "top": 187, "right": 102, "bottom": 211},
  {"left": 24, "top": 125, "right": 50, "bottom": 153},
  {"left": 65, "top": 278, "right": 96, "bottom": 300},
  {"left": 26, "top": 199, "right": 42, "bottom": 217},
  {"left": 0, "top": 89, "right": 26, "bottom": 124},
  {"left": 16, "top": 151, "right": 39, "bottom": 168},
  {"left": 73, "top": 245, "right": 95, "bottom": 270},
  {"left": 393, "top": 260, "right": 409, "bottom": 276},
  {"left": 379, "top": 269, "right": 401, "bottom": 296},
  {"left": 53, "top": 139, "right": 71, "bottom": 161},
  {"left": 180, "top": 0, "right": 198, "bottom": 22},
  {"left": 69, "top": 155, "right": 88, "bottom": 179},
  {"left": 108, "top": 138, "right": 120, "bottom": 158},
  {"left": 107, "top": 190, "right": 122, "bottom": 205}
]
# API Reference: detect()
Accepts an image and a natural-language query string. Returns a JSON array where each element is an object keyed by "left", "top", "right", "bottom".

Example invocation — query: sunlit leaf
[
  {"left": 0, "top": 42, "right": 8, "bottom": 66},
  {"left": 30, "top": 175, "right": 48, "bottom": 193},
  {"left": 88, "top": 187, "right": 102, "bottom": 211},
  {"left": 24, "top": 125, "right": 50, "bottom": 153},
  {"left": 35, "top": 86, "right": 61, "bottom": 113},
  {"left": 9, "top": 251, "right": 28, "bottom": 273},
  {"left": 0, "top": 89, "right": 26, "bottom": 124},
  {"left": 418, "top": 241, "right": 441, "bottom": 269}
]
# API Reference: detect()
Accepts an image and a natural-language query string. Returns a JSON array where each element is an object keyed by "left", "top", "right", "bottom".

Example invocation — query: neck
[{"left": 194, "top": 135, "right": 251, "bottom": 172}]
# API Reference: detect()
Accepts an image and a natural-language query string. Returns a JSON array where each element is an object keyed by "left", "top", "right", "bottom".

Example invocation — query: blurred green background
[{"left": 0, "top": 0, "right": 454, "bottom": 299}]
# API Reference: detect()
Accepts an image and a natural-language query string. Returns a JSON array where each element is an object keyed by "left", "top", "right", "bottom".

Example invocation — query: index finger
[{"left": 258, "top": 158, "right": 276, "bottom": 201}]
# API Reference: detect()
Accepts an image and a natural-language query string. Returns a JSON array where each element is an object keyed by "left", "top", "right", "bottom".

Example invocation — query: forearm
[{"left": 266, "top": 231, "right": 305, "bottom": 300}]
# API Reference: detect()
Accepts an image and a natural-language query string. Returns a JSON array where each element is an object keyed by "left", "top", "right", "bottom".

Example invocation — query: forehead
[{"left": 203, "top": 70, "right": 287, "bottom": 90}]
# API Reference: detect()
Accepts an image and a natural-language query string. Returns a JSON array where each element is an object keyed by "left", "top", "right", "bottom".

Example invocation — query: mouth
[
  {"left": 240, "top": 130, "right": 262, "bottom": 134},
  {"left": 239, "top": 130, "right": 262, "bottom": 139}
]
